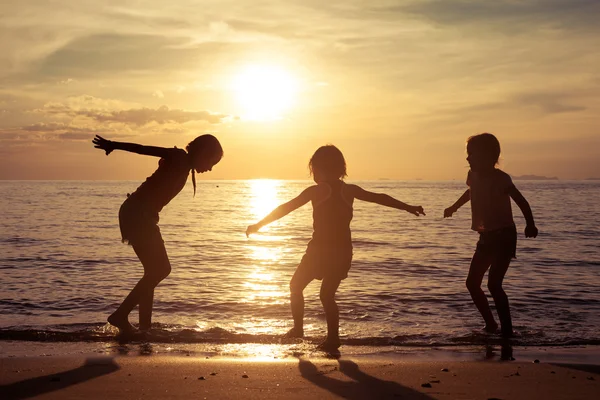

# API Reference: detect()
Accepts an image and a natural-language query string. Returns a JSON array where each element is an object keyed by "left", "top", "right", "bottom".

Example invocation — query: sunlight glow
[
  {"left": 219, "top": 343, "right": 295, "bottom": 361},
  {"left": 250, "top": 179, "right": 280, "bottom": 221},
  {"left": 243, "top": 267, "right": 287, "bottom": 304},
  {"left": 232, "top": 65, "right": 299, "bottom": 120}
]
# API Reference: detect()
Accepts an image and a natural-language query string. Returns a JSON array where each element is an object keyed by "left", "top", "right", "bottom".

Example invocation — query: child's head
[
  {"left": 309, "top": 145, "right": 347, "bottom": 182},
  {"left": 187, "top": 134, "right": 223, "bottom": 173},
  {"left": 466, "top": 133, "right": 501, "bottom": 171}
]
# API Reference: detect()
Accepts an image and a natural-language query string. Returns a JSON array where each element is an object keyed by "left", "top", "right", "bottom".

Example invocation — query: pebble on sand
[
  {"left": 210, "top": 372, "right": 217, "bottom": 376},
  {"left": 421, "top": 383, "right": 432, "bottom": 388},
  {"left": 587, "top": 376, "right": 595, "bottom": 381},
  {"left": 533, "top": 359, "right": 540, "bottom": 364},
  {"left": 198, "top": 376, "right": 206, "bottom": 380},
  {"left": 242, "top": 374, "right": 249, "bottom": 378},
  {"left": 441, "top": 368, "right": 449, "bottom": 372}
]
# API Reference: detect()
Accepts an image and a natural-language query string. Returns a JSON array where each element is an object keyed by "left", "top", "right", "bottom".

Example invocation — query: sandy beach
[{"left": 2, "top": 351, "right": 599, "bottom": 400}]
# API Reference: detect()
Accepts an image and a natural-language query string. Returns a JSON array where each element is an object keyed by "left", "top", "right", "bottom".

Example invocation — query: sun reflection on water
[
  {"left": 244, "top": 179, "right": 288, "bottom": 306},
  {"left": 250, "top": 179, "right": 281, "bottom": 222},
  {"left": 219, "top": 343, "right": 297, "bottom": 361}
]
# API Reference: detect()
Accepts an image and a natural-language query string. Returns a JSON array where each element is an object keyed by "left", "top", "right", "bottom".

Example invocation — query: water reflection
[
  {"left": 219, "top": 343, "right": 296, "bottom": 361},
  {"left": 250, "top": 179, "right": 281, "bottom": 221},
  {"left": 245, "top": 179, "right": 287, "bottom": 308}
]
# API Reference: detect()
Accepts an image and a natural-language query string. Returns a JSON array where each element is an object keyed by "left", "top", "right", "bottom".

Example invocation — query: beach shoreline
[
  {"left": 3, "top": 340, "right": 600, "bottom": 363},
  {"left": 2, "top": 347, "right": 599, "bottom": 399}
]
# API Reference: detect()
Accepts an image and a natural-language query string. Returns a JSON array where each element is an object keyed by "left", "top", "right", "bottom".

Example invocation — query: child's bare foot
[
  {"left": 483, "top": 322, "right": 499, "bottom": 334},
  {"left": 282, "top": 327, "right": 304, "bottom": 338},
  {"left": 108, "top": 313, "right": 135, "bottom": 335},
  {"left": 317, "top": 337, "right": 341, "bottom": 352}
]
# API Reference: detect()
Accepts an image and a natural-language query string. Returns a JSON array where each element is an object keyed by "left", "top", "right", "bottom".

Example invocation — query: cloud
[
  {"left": 396, "top": 0, "right": 600, "bottom": 31},
  {"left": 513, "top": 92, "right": 587, "bottom": 114},
  {"left": 21, "top": 122, "right": 87, "bottom": 132},
  {"left": 32, "top": 33, "right": 240, "bottom": 79},
  {"left": 36, "top": 96, "right": 229, "bottom": 125},
  {"left": 152, "top": 90, "right": 164, "bottom": 98}
]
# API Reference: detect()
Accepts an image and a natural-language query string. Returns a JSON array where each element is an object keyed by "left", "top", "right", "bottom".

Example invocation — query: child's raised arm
[
  {"left": 347, "top": 184, "right": 425, "bottom": 216},
  {"left": 92, "top": 135, "right": 178, "bottom": 158},
  {"left": 444, "top": 189, "right": 470, "bottom": 218},
  {"left": 507, "top": 186, "right": 538, "bottom": 238},
  {"left": 246, "top": 186, "right": 317, "bottom": 236}
]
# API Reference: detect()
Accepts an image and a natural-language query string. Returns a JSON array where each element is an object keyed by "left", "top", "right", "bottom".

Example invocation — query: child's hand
[
  {"left": 407, "top": 205, "right": 426, "bottom": 216},
  {"left": 525, "top": 225, "right": 538, "bottom": 238},
  {"left": 444, "top": 207, "right": 455, "bottom": 218},
  {"left": 246, "top": 224, "right": 260, "bottom": 237},
  {"left": 92, "top": 135, "right": 115, "bottom": 155}
]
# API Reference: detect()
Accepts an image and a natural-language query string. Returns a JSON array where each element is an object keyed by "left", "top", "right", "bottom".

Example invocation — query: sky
[{"left": 1, "top": 0, "right": 599, "bottom": 180}]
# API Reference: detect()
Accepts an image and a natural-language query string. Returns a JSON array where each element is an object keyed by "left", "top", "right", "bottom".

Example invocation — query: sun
[{"left": 232, "top": 65, "right": 299, "bottom": 121}]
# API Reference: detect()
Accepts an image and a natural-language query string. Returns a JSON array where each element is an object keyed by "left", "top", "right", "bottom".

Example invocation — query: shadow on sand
[
  {"left": 0, "top": 357, "right": 119, "bottom": 400},
  {"left": 298, "top": 357, "right": 435, "bottom": 400}
]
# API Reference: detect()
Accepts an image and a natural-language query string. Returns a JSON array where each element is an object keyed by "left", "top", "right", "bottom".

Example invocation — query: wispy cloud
[{"left": 38, "top": 102, "right": 228, "bottom": 125}]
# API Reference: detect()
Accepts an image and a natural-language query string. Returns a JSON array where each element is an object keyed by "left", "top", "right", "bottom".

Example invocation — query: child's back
[{"left": 311, "top": 180, "right": 353, "bottom": 244}]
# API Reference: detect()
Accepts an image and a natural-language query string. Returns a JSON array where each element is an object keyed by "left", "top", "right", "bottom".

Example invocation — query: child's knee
[
  {"left": 159, "top": 264, "right": 171, "bottom": 281},
  {"left": 319, "top": 291, "right": 335, "bottom": 306},
  {"left": 487, "top": 280, "right": 503, "bottom": 295},
  {"left": 146, "top": 264, "right": 171, "bottom": 284},
  {"left": 465, "top": 277, "right": 480, "bottom": 292},
  {"left": 290, "top": 280, "right": 303, "bottom": 296}
]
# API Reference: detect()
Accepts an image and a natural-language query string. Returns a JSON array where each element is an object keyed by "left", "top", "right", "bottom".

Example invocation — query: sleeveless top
[
  {"left": 467, "top": 169, "right": 515, "bottom": 232},
  {"left": 311, "top": 180, "right": 353, "bottom": 247},
  {"left": 126, "top": 148, "right": 191, "bottom": 215}
]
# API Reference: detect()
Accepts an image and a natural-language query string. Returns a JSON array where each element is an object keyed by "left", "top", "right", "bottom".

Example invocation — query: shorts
[
  {"left": 118, "top": 198, "right": 162, "bottom": 246},
  {"left": 296, "top": 240, "right": 353, "bottom": 281},
  {"left": 476, "top": 225, "right": 517, "bottom": 260}
]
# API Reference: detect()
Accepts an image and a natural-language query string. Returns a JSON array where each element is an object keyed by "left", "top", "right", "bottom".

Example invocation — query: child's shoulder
[
  {"left": 307, "top": 182, "right": 333, "bottom": 202},
  {"left": 164, "top": 147, "right": 188, "bottom": 162},
  {"left": 494, "top": 168, "right": 512, "bottom": 180}
]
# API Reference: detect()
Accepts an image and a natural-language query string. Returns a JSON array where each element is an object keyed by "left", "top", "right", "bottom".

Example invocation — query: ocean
[{"left": 1, "top": 180, "right": 599, "bottom": 351}]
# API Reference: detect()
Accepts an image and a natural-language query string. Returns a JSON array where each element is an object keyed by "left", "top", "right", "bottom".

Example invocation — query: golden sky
[{"left": 1, "top": 1, "right": 599, "bottom": 180}]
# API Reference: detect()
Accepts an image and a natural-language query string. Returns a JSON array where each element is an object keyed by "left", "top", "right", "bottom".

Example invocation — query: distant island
[{"left": 511, "top": 174, "right": 559, "bottom": 181}]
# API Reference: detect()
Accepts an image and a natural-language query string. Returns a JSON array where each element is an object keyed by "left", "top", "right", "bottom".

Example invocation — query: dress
[
  {"left": 297, "top": 180, "right": 354, "bottom": 281},
  {"left": 119, "top": 148, "right": 190, "bottom": 246}
]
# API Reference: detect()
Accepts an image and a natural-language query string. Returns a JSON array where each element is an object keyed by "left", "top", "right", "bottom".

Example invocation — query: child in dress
[
  {"left": 92, "top": 134, "right": 223, "bottom": 334},
  {"left": 247, "top": 145, "right": 425, "bottom": 350}
]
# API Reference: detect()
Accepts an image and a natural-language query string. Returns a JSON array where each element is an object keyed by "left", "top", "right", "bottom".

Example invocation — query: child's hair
[
  {"left": 309, "top": 145, "right": 347, "bottom": 180},
  {"left": 186, "top": 134, "right": 224, "bottom": 196},
  {"left": 467, "top": 133, "right": 501, "bottom": 166}
]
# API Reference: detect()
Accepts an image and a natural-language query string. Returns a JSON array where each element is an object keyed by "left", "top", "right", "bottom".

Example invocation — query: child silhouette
[
  {"left": 247, "top": 145, "right": 424, "bottom": 351},
  {"left": 445, "top": 133, "right": 538, "bottom": 337}
]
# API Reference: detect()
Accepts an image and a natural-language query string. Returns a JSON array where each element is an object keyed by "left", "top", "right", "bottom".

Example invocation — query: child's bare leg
[
  {"left": 318, "top": 277, "right": 342, "bottom": 348},
  {"left": 488, "top": 256, "right": 512, "bottom": 337},
  {"left": 138, "top": 288, "right": 154, "bottom": 331},
  {"left": 466, "top": 251, "right": 497, "bottom": 332},
  {"left": 286, "top": 268, "right": 313, "bottom": 338},
  {"left": 109, "top": 237, "right": 171, "bottom": 333}
]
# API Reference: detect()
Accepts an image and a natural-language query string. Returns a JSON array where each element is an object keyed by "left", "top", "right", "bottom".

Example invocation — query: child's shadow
[
  {"left": 297, "top": 357, "right": 435, "bottom": 399},
  {"left": 0, "top": 357, "right": 119, "bottom": 400}
]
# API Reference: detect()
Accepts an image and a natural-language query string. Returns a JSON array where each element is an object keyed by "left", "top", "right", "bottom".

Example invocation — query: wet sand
[{"left": 2, "top": 354, "right": 599, "bottom": 400}]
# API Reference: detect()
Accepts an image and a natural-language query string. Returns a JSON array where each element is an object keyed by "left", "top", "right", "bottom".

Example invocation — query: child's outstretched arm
[
  {"left": 92, "top": 135, "right": 176, "bottom": 158},
  {"left": 347, "top": 184, "right": 425, "bottom": 216},
  {"left": 444, "top": 189, "right": 470, "bottom": 218},
  {"left": 507, "top": 186, "right": 538, "bottom": 238},
  {"left": 246, "top": 186, "right": 316, "bottom": 236}
]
